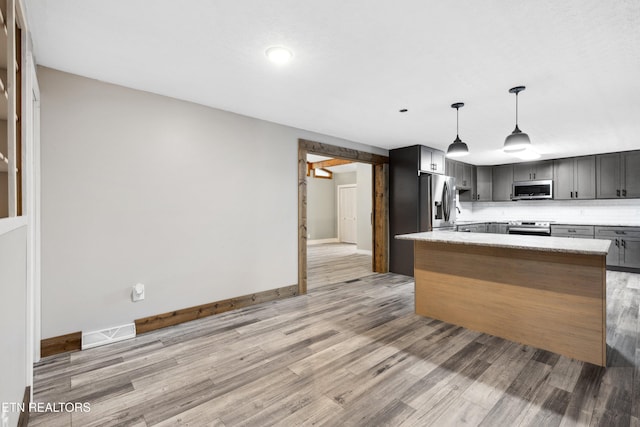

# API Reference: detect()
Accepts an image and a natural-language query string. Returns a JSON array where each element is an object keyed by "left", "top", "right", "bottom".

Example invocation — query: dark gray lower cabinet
[
  {"left": 551, "top": 224, "right": 594, "bottom": 238},
  {"left": 457, "top": 223, "right": 487, "bottom": 233},
  {"left": 486, "top": 223, "right": 507, "bottom": 234},
  {"left": 595, "top": 226, "right": 640, "bottom": 268}
]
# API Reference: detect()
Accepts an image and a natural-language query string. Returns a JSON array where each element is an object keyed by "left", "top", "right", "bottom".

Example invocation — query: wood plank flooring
[
  {"left": 30, "top": 270, "right": 640, "bottom": 426},
  {"left": 307, "top": 242, "right": 372, "bottom": 289}
]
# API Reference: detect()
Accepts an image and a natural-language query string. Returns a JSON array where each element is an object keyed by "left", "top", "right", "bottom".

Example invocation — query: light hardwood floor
[
  {"left": 307, "top": 242, "right": 372, "bottom": 289},
  {"left": 30, "top": 270, "right": 639, "bottom": 426}
]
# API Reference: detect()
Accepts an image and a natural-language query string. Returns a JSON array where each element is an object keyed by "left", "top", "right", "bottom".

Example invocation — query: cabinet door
[
  {"left": 458, "top": 165, "right": 475, "bottom": 201},
  {"left": 621, "top": 238, "right": 640, "bottom": 268},
  {"left": 623, "top": 151, "right": 640, "bottom": 198},
  {"left": 462, "top": 163, "right": 473, "bottom": 188},
  {"left": 513, "top": 163, "right": 533, "bottom": 181},
  {"left": 575, "top": 155, "right": 596, "bottom": 199},
  {"left": 445, "top": 159, "right": 456, "bottom": 177},
  {"left": 596, "top": 153, "right": 621, "bottom": 198},
  {"left": 470, "top": 224, "right": 487, "bottom": 233},
  {"left": 605, "top": 239, "right": 621, "bottom": 266},
  {"left": 419, "top": 146, "right": 433, "bottom": 172},
  {"left": 533, "top": 161, "right": 553, "bottom": 180},
  {"left": 553, "top": 158, "right": 574, "bottom": 200},
  {"left": 476, "top": 166, "right": 492, "bottom": 201},
  {"left": 469, "top": 165, "right": 476, "bottom": 199},
  {"left": 492, "top": 165, "right": 514, "bottom": 201},
  {"left": 432, "top": 150, "right": 446, "bottom": 175},
  {"left": 420, "top": 147, "right": 445, "bottom": 174},
  {"left": 455, "top": 161, "right": 465, "bottom": 187}
]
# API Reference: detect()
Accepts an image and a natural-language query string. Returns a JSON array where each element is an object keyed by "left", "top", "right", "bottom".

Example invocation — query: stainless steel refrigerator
[{"left": 420, "top": 173, "right": 457, "bottom": 232}]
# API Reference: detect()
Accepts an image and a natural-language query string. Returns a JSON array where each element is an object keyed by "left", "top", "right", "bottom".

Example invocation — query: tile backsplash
[{"left": 456, "top": 197, "right": 640, "bottom": 226}]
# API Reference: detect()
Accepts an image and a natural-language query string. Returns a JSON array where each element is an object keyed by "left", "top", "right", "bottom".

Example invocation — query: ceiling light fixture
[
  {"left": 265, "top": 46, "right": 293, "bottom": 65},
  {"left": 503, "top": 86, "right": 531, "bottom": 153},
  {"left": 446, "top": 102, "right": 469, "bottom": 158}
]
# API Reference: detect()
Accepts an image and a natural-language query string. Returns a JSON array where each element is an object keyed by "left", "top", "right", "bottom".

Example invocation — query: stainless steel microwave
[{"left": 512, "top": 180, "right": 553, "bottom": 200}]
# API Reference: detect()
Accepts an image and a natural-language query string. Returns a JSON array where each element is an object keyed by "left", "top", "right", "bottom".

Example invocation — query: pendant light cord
[
  {"left": 456, "top": 106, "right": 460, "bottom": 138},
  {"left": 515, "top": 92, "right": 519, "bottom": 127}
]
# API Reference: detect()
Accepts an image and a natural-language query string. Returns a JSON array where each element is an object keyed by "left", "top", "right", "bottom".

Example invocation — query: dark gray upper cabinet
[
  {"left": 454, "top": 162, "right": 473, "bottom": 189},
  {"left": 476, "top": 166, "right": 492, "bottom": 201},
  {"left": 513, "top": 160, "right": 553, "bottom": 181},
  {"left": 553, "top": 156, "right": 596, "bottom": 200},
  {"left": 492, "top": 164, "right": 514, "bottom": 201},
  {"left": 596, "top": 150, "right": 640, "bottom": 198},
  {"left": 624, "top": 151, "right": 640, "bottom": 198},
  {"left": 445, "top": 158, "right": 455, "bottom": 177},
  {"left": 420, "top": 146, "right": 445, "bottom": 174},
  {"left": 459, "top": 165, "right": 476, "bottom": 201},
  {"left": 447, "top": 158, "right": 475, "bottom": 201}
]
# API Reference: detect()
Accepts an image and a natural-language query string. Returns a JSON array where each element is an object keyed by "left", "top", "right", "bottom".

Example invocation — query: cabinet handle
[
  {"left": 622, "top": 239, "right": 626, "bottom": 248},
  {"left": 615, "top": 239, "right": 619, "bottom": 247},
  {"left": 533, "top": 173, "right": 536, "bottom": 179},
  {"left": 617, "top": 189, "right": 621, "bottom": 197},
  {"left": 615, "top": 231, "right": 626, "bottom": 235},
  {"left": 576, "top": 191, "right": 578, "bottom": 198},
  {"left": 570, "top": 191, "right": 573, "bottom": 198},
  {"left": 623, "top": 189, "right": 627, "bottom": 197},
  {"left": 568, "top": 229, "right": 576, "bottom": 232},
  {"left": 529, "top": 173, "right": 531, "bottom": 179}
]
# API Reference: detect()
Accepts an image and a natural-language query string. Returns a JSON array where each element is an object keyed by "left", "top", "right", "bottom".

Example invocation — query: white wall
[
  {"left": 0, "top": 224, "right": 27, "bottom": 427},
  {"left": 458, "top": 198, "right": 640, "bottom": 225},
  {"left": 307, "top": 176, "right": 336, "bottom": 240},
  {"left": 38, "top": 67, "right": 387, "bottom": 338},
  {"left": 356, "top": 163, "right": 372, "bottom": 252}
]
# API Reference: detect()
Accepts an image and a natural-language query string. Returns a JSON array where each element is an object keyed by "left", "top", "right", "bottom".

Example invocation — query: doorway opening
[
  {"left": 306, "top": 155, "right": 372, "bottom": 289},
  {"left": 298, "top": 139, "right": 389, "bottom": 294}
]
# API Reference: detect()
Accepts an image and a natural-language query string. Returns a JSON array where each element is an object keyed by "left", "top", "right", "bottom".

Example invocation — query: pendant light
[
  {"left": 446, "top": 102, "right": 469, "bottom": 158},
  {"left": 503, "top": 86, "right": 531, "bottom": 153}
]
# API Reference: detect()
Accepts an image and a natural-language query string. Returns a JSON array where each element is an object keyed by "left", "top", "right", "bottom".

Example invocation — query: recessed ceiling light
[{"left": 265, "top": 46, "right": 293, "bottom": 65}]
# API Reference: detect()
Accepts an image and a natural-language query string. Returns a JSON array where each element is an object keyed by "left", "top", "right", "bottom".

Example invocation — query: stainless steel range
[{"left": 507, "top": 220, "right": 552, "bottom": 236}]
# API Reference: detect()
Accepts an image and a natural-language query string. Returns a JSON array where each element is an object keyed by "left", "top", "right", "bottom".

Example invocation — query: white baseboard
[
  {"left": 356, "top": 249, "right": 372, "bottom": 256},
  {"left": 308, "top": 238, "right": 340, "bottom": 245}
]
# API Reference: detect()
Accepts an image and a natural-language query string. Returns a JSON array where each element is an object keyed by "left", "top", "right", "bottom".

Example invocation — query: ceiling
[{"left": 25, "top": 1, "right": 640, "bottom": 165}]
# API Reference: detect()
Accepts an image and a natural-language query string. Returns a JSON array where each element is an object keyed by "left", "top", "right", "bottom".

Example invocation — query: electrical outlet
[{"left": 132, "top": 283, "right": 145, "bottom": 302}]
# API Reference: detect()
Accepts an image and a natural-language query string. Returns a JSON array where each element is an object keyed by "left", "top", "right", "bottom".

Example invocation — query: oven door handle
[{"left": 508, "top": 227, "right": 551, "bottom": 234}]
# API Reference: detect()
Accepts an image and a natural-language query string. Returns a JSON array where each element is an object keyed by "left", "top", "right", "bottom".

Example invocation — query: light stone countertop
[{"left": 395, "top": 231, "right": 611, "bottom": 255}]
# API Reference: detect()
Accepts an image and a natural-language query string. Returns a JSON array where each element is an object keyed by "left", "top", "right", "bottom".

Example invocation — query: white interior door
[{"left": 338, "top": 185, "right": 357, "bottom": 243}]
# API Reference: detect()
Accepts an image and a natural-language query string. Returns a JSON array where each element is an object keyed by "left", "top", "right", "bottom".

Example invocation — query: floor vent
[{"left": 82, "top": 323, "right": 136, "bottom": 350}]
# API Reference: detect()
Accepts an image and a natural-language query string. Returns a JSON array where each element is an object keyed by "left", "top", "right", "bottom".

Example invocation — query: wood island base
[{"left": 413, "top": 240, "right": 607, "bottom": 366}]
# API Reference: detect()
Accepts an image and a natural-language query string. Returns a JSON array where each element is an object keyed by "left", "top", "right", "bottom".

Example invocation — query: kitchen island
[{"left": 396, "top": 231, "right": 611, "bottom": 366}]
